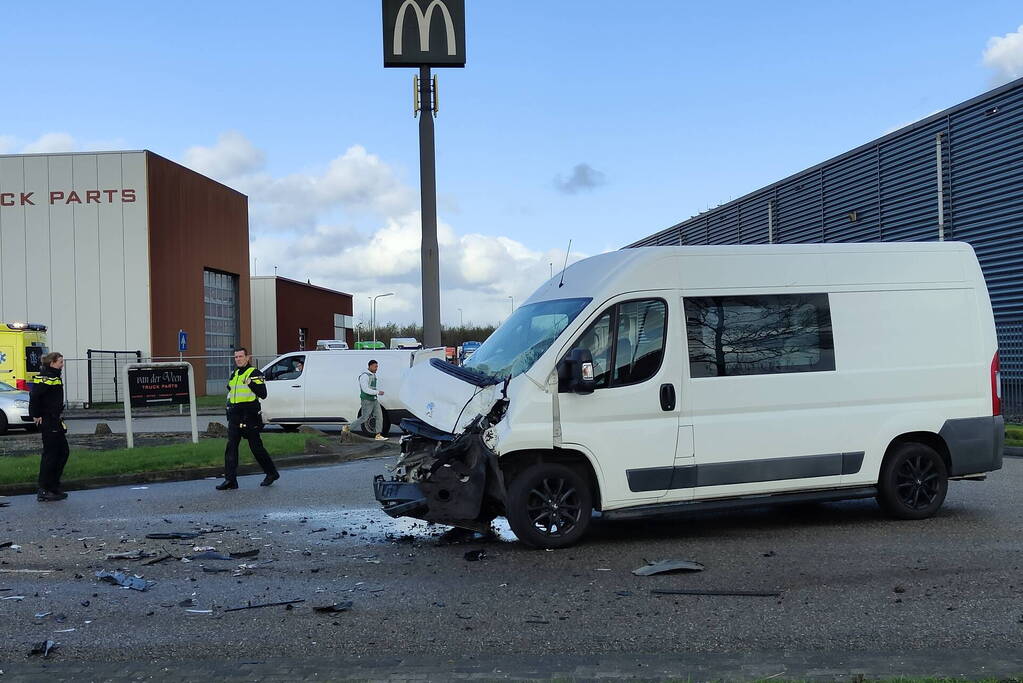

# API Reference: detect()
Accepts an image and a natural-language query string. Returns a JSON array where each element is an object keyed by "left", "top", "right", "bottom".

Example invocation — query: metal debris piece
[
  {"left": 650, "top": 588, "right": 781, "bottom": 597},
  {"left": 34, "top": 612, "right": 53, "bottom": 619},
  {"left": 104, "top": 551, "right": 154, "bottom": 561},
  {"left": 192, "top": 546, "right": 217, "bottom": 552},
  {"left": 190, "top": 551, "right": 234, "bottom": 561},
  {"left": 224, "top": 599, "right": 305, "bottom": 612},
  {"left": 54, "top": 628, "right": 76, "bottom": 633},
  {"left": 632, "top": 559, "right": 705, "bottom": 576},
  {"left": 186, "top": 609, "right": 213, "bottom": 614},
  {"left": 145, "top": 532, "right": 199, "bottom": 540},
  {"left": 1, "top": 595, "right": 25, "bottom": 601},
  {"left": 202, "top": 566, "right": 230, "bottom": 573},
  {"left": 464, "top": 549, "right": 486, "bottom": 562},
  {"left": 0, "top": 541, "right": 12, "bottom": 549},
  {"left": 29, "top": 640, "right": 56, "bottom": 658},
  {"left": 95, "top": 570, "right": 155, "bottom": 592},
  {"left": 143, "top": 554, "right": 176, "bottom": 566},
  {"left": 229, "top": 549, "right": 260, "bottom": 559},
  {"left": 312, "top": 601, "right": 353, "bottom": 614}
]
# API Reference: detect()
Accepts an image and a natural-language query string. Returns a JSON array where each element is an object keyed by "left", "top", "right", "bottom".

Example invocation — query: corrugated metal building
[{"left": 627, "top": 76, "right": 1023, "bottom": 417}]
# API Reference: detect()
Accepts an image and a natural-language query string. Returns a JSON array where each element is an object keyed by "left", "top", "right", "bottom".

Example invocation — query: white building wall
[
  {"left": 250, "top": 276, "right": 278, "bottom": 365},
  {"left": 0, "top": 151, "right": 151, "bottom": 403}
]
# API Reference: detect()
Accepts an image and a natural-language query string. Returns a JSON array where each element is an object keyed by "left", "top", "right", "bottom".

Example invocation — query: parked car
[
  {"left": 376, "top": 242, "right": 1004, "bottom": 548},
  {"left": 0, "top": 380, "right": 34, "bottom": 434}
]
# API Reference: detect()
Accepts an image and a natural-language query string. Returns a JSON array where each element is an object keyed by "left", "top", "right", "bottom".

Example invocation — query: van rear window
[{"left": 684, "top": 294, "right": 835, "bottom": 377}]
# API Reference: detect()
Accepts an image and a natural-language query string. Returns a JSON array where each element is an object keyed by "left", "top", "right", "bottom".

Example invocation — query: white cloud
[
  {"left": 183, "top": 131, "right": 265, "bottom": 179},
  {"left": 984, "top": 24, "right": 1023, "bottom": 85},
  {"left": 184, "top": 131, "right": 587, "bottom": 325},
  {"left": 22, "top": 132, "right": 78, "bottom": 154}
]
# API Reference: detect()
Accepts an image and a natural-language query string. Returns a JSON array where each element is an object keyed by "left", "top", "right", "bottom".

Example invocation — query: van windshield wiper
[{"left": 429, "top": 358, "right": 502, "bottom": 387}]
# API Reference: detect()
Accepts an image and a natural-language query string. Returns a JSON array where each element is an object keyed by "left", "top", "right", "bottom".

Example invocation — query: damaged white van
[{"left": 374, "top": 243, "right": 1004, "bottom": 548}]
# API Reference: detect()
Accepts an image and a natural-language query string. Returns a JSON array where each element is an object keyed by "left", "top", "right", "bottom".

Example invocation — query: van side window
[
  {"left": 566, "top": 298, "right": 667, "bottom": 389},
  {"left": 265, "top": 355, "right": 306, "bottom": 381},
  {"left": 614, "top": 299, "right": 667, "bottom": 385},
  {"left": 684, "top": 294, "right": 834, "bottom": 377}
]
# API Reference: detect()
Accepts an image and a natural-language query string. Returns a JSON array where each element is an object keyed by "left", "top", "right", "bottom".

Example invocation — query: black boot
[
  {"left": 37, "top": 489, "right": 67, "bottom": 502},
  {"left": 215, "top": 480, "right": 238, "bottom": 491},
  {"left": 259, "top": 473, "right": 280, "bottom": 487}
]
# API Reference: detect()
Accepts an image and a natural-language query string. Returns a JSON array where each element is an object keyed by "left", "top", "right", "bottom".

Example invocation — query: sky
[{"left": 2, "top": 1, "right": 1023, "bottom": 326}]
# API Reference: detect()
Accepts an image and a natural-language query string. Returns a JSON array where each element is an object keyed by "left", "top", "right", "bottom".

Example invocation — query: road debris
[
  {"left": 34, "top": 612, "right": 53, "bottom": 619},
  {"left": 650, "top": 588, "right": 781, "bottom": 597},
  {"left": 224, "top": 599, "right": 305, "bottom": 612},
  {"left": 312, "top": 601, "right": 353, "bottom": 614},
  {"left": 464, "top": 549, "right": 487, "bottom": 562},
  {"left": 95, "top": 570, "right": 156, "bottom": 592},
  {"left": 0, "top": 569, "right": 52, "bottom": 574},
  {"left": 0, "top": 541, "right": 13, "bottom": 549},
  {"left": 146, "top": 532, "right": 199, "bottom": 540},
  {"left": 186, "top": 609, "right": 213, "bottom": 614},
  {"left": 29, "top": 640, "right": 57, "bottom": 658},
  {"left": 1, "top": 595, "right": 25, "bottom": 601},
  {"left": 229, "top": 549, "right": 260, "bottom": 559},
  {"left": 142, "top": 554, "right": 176, "bottom": 566},
  {"left": 190, "top": 551, "right": 234, "bottom": 561},
  {"left": 104, "top": 551, "right": 154, "bottom": 561},
  {"left": 632, "top": 559, "right": 705, "bottom": 576},
  {"left": 202, "top": 566, "right": 230, "bottom": 573}
]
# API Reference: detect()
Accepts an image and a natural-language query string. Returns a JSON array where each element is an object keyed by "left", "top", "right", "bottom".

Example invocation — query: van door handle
[
  {"left": 291, "top": 384, "right": 302, "bottom": 388},
  {"left": 659, "top": 383, "right": 676, "bottom": 411}
]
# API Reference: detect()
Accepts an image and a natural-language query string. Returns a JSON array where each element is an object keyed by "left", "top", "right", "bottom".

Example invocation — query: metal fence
[
  {"left": 84, "top": 349, "right": 142, "bottom": 406},
  {"left": 997, "top": 320, "right": 1023, "bottom": 423}
]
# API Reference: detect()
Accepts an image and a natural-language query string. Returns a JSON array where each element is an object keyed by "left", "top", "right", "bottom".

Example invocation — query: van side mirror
[{"left": 557, "top": 348, "right": 596, "bottom": 394}]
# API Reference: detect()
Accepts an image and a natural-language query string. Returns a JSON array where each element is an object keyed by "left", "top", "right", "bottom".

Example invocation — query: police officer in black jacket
[
  {"left": 216, "top": 347, "right": 280, "bottom": 490},
  {"left": 29, "top": 352, "right": 70, "bottom": 502}
]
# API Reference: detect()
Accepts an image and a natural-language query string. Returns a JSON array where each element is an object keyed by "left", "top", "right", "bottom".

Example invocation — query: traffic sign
[{"left": 178, "top": 330, "right": 188, "bottom": 352}]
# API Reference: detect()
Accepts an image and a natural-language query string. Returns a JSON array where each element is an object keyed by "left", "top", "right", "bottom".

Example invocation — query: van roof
[{"left": 526, "top": 241, "right": 979, "bottom": 306}]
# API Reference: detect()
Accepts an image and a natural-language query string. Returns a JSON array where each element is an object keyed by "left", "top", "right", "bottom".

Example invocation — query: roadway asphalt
[{"left": 2, "top": 457, "right": 1023, "bottom": 679}]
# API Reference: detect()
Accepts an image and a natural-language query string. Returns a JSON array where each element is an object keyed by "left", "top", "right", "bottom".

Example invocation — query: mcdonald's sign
[{"left": 382, "top": 0, "right": 465, "bottom": 68}]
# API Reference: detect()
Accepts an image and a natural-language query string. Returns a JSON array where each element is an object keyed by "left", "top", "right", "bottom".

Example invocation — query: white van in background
[
  {"left": 376, "top": 242, "right": 1004, "bottom": 548},
  {"left": 390, "top": 337, "right": 422, "bottom": 350},
  {"left": 260, "top": 348, "right": 444, "bottom": 434},
  {"left": 315, "top": 339, "right": 349, "bottom": 350}
]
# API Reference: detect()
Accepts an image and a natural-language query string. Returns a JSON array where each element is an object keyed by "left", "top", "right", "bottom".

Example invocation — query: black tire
[
  {"left": 877, "top": 442, "right": 948, "bottom": 520},
  {"left": 0, "top": 411, "right": 7, "bottom": 436},
  {"left": 506, "top": 462, "right": 593, "bottom": 549},
  {"left": 379, "top": 409, "right": 391, "bottom": 436},
  {"left": 280, "top": 424, "right": 300, "bottom": 433}
]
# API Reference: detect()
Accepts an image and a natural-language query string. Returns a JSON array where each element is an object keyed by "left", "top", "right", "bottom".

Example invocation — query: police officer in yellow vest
[{"left": 216, "top": 347, "right": 279, "bottom": 490}]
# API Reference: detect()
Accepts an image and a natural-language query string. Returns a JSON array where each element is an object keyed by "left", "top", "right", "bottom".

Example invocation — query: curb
[
  {"left": 1005, "top": 446, "right": 1023, "bottom": 457},
  {"left": 0, "top": 445, "right": 395, "bottom": 497}
]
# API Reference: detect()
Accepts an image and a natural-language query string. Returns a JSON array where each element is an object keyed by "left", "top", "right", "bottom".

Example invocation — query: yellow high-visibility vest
[{"left": 227, "top": 367, "right": 259, "bottom": 404}]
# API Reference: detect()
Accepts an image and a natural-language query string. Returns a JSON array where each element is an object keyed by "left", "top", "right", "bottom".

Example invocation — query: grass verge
[
  {"left": 0, "top": 433, "right": 328, "bottom": 486},
  {"left": 1007, "top": 423, "right": 1023, "bottom": 448}
]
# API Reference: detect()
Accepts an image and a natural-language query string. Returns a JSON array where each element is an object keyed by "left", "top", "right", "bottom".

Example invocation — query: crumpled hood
[{"left": 399, "top": 361, "right": 502, "bottom": 434}]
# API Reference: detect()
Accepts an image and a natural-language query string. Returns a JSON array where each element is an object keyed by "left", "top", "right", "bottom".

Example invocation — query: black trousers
[
  {"left": 223, "top": 420, "right": 278, "bottom": 482},
  {"left": 38, "top": 418, "right": 70, "bottom": 492}
]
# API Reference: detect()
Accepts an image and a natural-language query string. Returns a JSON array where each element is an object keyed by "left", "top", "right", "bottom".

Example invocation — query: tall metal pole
[{"left": 419, "top": 66, "right": 442, "bottom": 348}]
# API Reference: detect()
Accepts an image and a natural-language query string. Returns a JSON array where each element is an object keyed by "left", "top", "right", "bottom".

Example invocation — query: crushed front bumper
[{"left": 373, "top": 418, "right": 507, "bottom": 528}]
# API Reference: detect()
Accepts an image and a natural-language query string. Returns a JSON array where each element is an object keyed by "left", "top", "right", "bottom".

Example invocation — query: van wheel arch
[
  {"left": 883, "top": 431, "right": 951, "bottom": 474},
  {"left": 500, "top": 449, "right": 602, "bottom": 512}
]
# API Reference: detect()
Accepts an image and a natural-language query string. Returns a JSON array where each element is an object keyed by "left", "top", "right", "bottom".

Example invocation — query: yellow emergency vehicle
[{"left": 0, "top": 323, "right": 49, "bottom": 390}]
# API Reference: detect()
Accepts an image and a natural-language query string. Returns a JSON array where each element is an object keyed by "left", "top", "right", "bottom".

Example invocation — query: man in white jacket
[{"left": 351, "top": 359, "right": 387, "bottom": 440}]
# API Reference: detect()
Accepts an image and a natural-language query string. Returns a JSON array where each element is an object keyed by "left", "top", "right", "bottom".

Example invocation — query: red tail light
[
  {"left": 15, "top": 379, "right": 28, "bottom": 391},
  {"left": 991, "top": 352, "right": 1001, "bottom": 416}
]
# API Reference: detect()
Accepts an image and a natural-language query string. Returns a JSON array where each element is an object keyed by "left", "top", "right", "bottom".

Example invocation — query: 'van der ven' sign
[
  {"left": 0, "top": 189, "right": 137, "bottom": 206},
  {"left": 127, "top": 366, "right": 189, "bottom": 407},
  {"left": 382, "top": 0, "right": 465, "bottom": 68}
]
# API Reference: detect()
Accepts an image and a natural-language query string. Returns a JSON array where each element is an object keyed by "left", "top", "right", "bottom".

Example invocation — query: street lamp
[
  {"left": 372, "top": 293, "right": 394, "bottom": 344},
  {"left": 507, "top": 295, "right": 515, "bottom": 315},
  {"left": 458, "top": 308, "right": 463, "bottom": 326}
]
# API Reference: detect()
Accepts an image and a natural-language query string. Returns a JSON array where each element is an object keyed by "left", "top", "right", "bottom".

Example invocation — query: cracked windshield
[{"left": 462, "top": 298, "right": 591, "bottom": 379}]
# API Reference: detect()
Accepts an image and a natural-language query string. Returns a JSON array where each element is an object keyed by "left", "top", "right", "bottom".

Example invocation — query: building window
[
  {"left": 204, "top": 269, "right": 240, "bottom": 394},
  {"left": 684, "top": 294, "right": 834, "bottom": 378},
  {"left": 334, "top": 313, "right": 351, "bottom": 340},
  {"left": 298, "top": 328, "right": 308, "bottom": 351}
]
